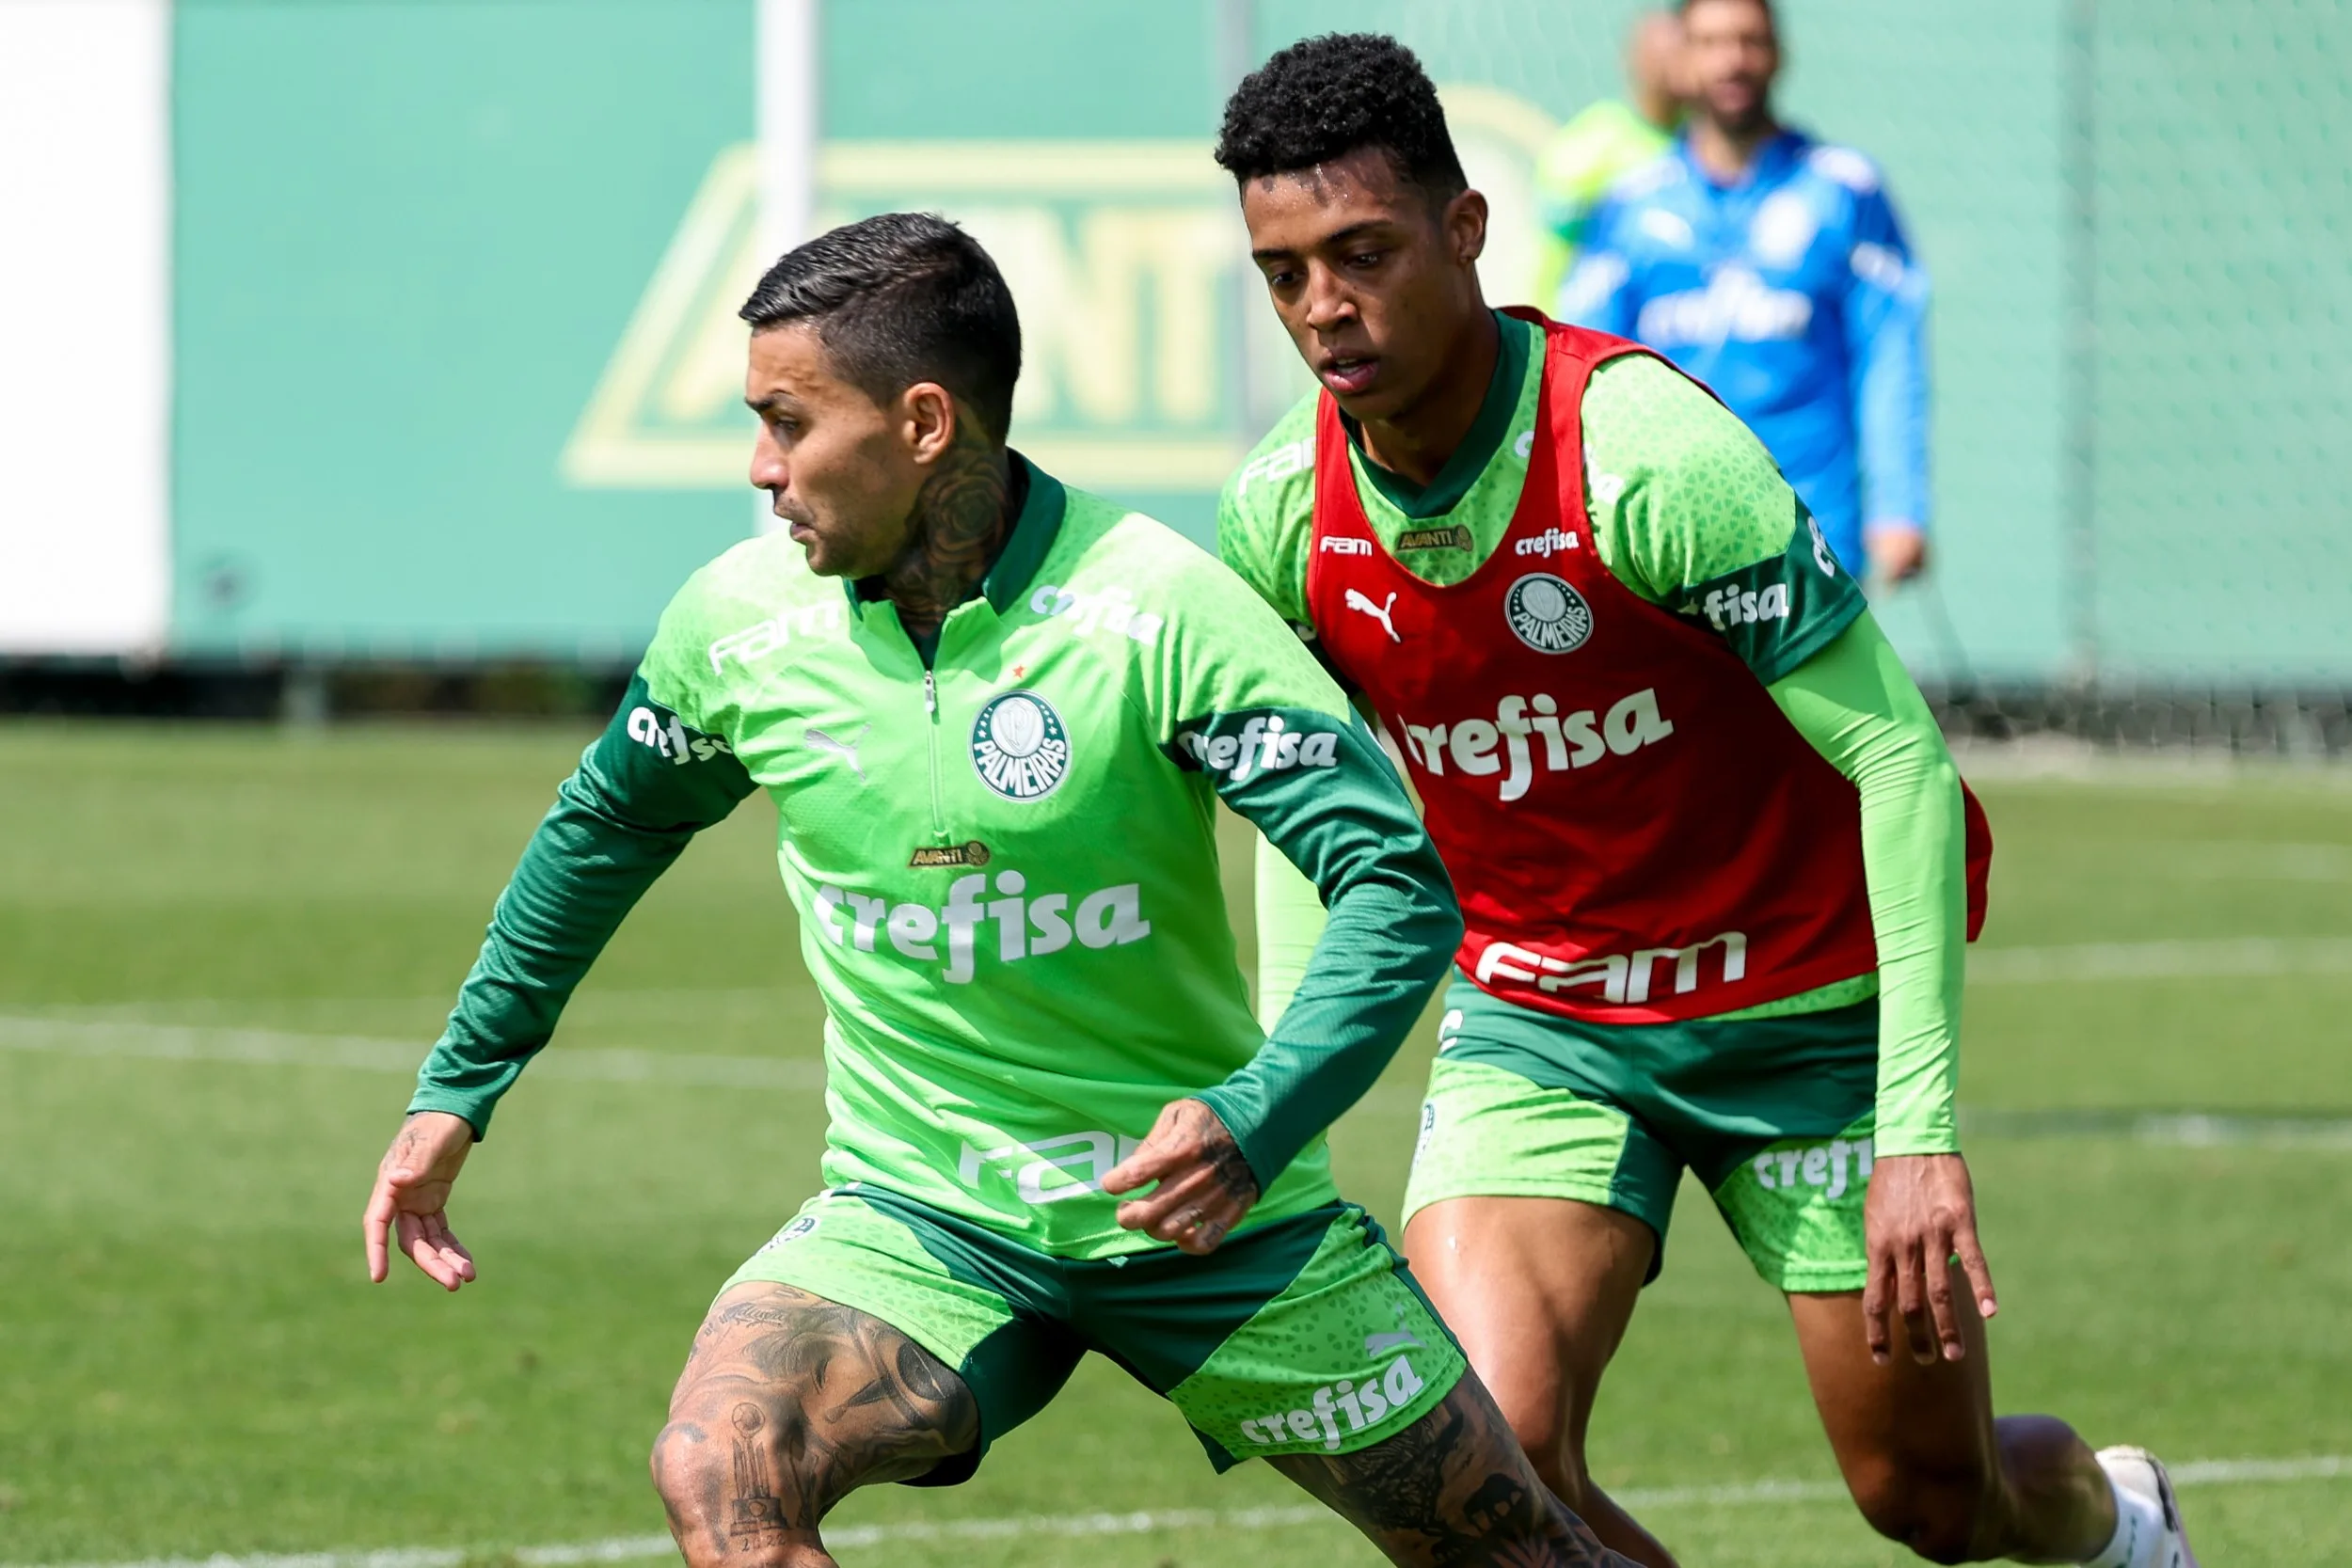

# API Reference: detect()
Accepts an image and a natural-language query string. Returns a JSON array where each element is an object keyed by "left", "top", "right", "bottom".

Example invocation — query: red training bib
[{"left": 1305, "top": 313, "right": 1986, "bottom": 1023}]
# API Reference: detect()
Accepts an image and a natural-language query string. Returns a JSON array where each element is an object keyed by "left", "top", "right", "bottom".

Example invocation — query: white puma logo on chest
[
  {"left": 805, "top": 723, "right": 869, "bottom": 783},
  {"left": 1344, "top": 588, "right": 1401, "bottom": 643}
]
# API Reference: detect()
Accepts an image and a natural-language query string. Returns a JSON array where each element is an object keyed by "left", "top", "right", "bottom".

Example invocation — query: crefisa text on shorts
[{"left": 1236, "top": 1352, "right": 1429, "bottom": 1450}]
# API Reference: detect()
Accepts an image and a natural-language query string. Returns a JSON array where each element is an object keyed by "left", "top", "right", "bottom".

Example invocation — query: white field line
[
  {"left": 11, "top": 932, "right": 2352, "bottom": 1150},
  {"left": 15, "top": 1454, "right": 2346, "bottom": 1568},
  {"left": 0, "top": 1017, "right": 822, "bottom": 1091},
  {"left": 7, "top": 936, "right": 2352, "bottom": 1145},
  {"left": 1968, "top": 934, "right": 2352, "bottom": 984},
  {"left": 1959, "top": 1107, "right": 2352, "bottom": 1149},
  {"left": 13, "top": 930, "right": 2350, "bottom": 1032},
  {"left": 2169, "top": 1454, "right": 2352, "bottom": 1484},
  {"left": 2158, "top": 842, "right": 2352, "bottom": 883},
  {"left": 6, "top": 1016, "right": 2345, "bottom": 1149}
]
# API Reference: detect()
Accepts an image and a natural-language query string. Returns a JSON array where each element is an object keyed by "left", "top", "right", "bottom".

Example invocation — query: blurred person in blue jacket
[
  {"left": 1559, "top": 0, "right": 1931, "bottom": 586},
  {"left": 1528, "top": 9, "right": 1684, "bottom": 309}
]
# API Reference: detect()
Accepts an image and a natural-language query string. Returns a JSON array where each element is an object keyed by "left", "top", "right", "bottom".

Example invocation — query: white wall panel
[{"left": 0, "top": 0, "right": 170, "bottom": 655}]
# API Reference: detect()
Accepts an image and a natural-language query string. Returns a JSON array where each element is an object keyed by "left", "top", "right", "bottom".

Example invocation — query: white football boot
[{"left": 2095, "top": 1446, "right": 2200, "bottom": 1568}]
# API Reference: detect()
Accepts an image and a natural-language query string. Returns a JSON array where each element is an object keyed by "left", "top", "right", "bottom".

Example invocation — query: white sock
[{"left": 2083, "top": 1470, "right": 2167, "bottom": 1568}]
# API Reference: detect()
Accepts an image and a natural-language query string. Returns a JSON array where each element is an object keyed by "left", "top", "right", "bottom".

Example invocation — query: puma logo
[
  {"left": 1344, "top": 588, "right": 1401, "bottom": 643},
  {"left": 805, "top": 723, "right": 868, "bottom": 783}
]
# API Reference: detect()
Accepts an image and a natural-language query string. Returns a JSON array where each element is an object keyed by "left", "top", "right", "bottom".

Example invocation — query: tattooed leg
[
  {"left": 1271, "top": 1370, "right": 1641, "bottom": 1568},
  {"left": 650, "top": 1282, "right": 978, "bottom": 1568}
]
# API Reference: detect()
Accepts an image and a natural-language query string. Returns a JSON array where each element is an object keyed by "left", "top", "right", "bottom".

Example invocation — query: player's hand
[
  {"left": 1104, "top": 1099, "right": 1261, "bottom": 1256},
  {"left": 364, "top": 1111, "right": 479, "bottom": 1291},
  {"left": 1865, "top": 523, "right": 1929, "bottom": 585},
  {"left": 1863, "top": 1151, "right": 1997, "bottom": 1366}
]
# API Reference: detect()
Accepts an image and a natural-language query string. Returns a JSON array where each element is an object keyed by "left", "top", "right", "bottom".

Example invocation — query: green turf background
[{"left": 1, "top": 723, "right": 2347, "bottom": 1565}]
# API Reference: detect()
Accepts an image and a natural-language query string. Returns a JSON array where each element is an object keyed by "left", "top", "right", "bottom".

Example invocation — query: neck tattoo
[{"left": 882, "top": 424, "right": 1021, "bottom": 641}]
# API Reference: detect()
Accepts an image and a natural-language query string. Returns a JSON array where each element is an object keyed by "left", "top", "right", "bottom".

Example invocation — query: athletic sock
[{"left": 2083, "top": 1470, "right": 2166, "bottom": 1567}]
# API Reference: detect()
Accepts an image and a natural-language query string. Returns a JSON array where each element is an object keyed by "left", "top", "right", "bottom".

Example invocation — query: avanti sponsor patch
[
  {"left": 1394, "top": 525, "right": 1472, "bottom": 553},
  {"left": 909, "top": 841, "right": 993, "bottom": 869}
]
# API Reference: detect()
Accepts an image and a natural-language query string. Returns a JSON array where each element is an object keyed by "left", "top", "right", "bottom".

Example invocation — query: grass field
[{"left": 2, "top": 721, "right": 2348, "bottom": 1567}]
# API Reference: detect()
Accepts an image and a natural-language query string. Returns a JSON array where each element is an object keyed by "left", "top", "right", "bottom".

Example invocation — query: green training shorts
[
  {"left": 1401, "top": 978, "right": 1883, "bottom": 1292},
  {"left": 722, "top": 1183, "right": 1464, "bottom": 1483}
]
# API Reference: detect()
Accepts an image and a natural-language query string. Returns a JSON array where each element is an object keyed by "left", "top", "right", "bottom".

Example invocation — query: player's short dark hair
[
  {"left": 1215, "top": 33, "right": 1467, "bottom": 205},
  {"left": 739, "top": 212, "right": 1022, "bottom": 444}
]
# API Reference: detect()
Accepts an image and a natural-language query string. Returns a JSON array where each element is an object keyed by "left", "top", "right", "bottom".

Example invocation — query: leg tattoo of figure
[
  {"left": 653, "top": 1285, "right": 978, "bottom": 1565},
  {"left": 726, "top": 1403, "right": 787, "bottom": 1546},
  {"left": 1274, "top": 1374, "right": 1638, "bottom": 1568}
]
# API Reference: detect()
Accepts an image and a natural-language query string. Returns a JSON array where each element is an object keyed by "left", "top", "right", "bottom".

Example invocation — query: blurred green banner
[
  {"left": 173, "top": 0, "right": 760, "bottom": 662},
  {"left": 167, "top": 0, "right": 2351, "bottom": 682}
]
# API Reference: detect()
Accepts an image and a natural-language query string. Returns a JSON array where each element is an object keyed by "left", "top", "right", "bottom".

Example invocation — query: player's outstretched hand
[
  {"left": 1862, "top": 1151, "right": 1997, "bottom": 1366},
  {"left": 1104, "top": 1099, "right": 1260, "bottom": 1256},
  {"left": 364, "top": 1110, "right": 478, "bottom": 1291}
]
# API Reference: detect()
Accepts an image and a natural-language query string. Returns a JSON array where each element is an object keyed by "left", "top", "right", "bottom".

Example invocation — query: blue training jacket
[{"left": 1556, "top": 128, "right": 1930, "bottom": 575}]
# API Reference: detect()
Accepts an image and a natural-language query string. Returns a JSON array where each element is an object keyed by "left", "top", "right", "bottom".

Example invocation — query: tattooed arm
[
  {"left": 1103, "top": 1097, "right": 1262, "bottom": 1255},
  {"left": 1275, "top": 1370, "right": 1645, "bottom": 1568},
  {"left": 652, "top": 1282, "right": 978, "bottom": 1568}
]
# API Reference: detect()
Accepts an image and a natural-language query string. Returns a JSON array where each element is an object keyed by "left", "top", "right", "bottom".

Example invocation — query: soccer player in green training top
[
  {"left": 1214, "top": 34, "right": 2198, "bottom": 1568},
  {"left": 360, "top": 214, "right": 1645, "bottom": 1568}
]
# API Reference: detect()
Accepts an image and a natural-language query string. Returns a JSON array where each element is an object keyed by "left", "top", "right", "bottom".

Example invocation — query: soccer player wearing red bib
[{"left": 1212, "top": 34, "right": 2198, "bottom": 1568}]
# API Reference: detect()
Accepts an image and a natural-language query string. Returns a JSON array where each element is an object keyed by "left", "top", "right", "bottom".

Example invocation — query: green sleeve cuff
[
  {"left": 1873, "top": 1122, "right": 1963, "bottom": 1159},
  {"left": 403, "top": 1092, "right": 489, "bottom": 1141},
  {"left": 1768, "top": 616, "right": 1966, "bottom": 1155}
]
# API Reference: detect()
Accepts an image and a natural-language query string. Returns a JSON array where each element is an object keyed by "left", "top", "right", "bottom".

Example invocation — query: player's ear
[
  {"left": 1444, "top": 187, "right": 1489, "bottom": 269},
  {"left": 900, "top": 380, "right": 960, "bottom": 466}
]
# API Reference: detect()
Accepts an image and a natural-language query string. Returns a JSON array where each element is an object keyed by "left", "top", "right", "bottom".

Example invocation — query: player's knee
[
  {"left": 1527, "top": 1439, "right": 1595, "bottom": 1517},
  {"left": 649, "top": 1409, "right": 809, "bottom": 1566},
  {"left": 1506, "top": 1418, "right": 1570, "bottom": 1497},
  {"left": 1848, "top": 1452, "right": 2000, "bottom": 1565},
  {"left": 648, "top": 1418, "right": 718, "bottom": 1533},
  {"left": 1485, "top": 1390, "right": 1584, "bottom": 1506}
]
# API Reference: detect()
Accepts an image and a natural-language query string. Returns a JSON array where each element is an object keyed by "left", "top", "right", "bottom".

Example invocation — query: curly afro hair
[{"left": 1215, "top": 33, "right": 1466, "bottom": 202}]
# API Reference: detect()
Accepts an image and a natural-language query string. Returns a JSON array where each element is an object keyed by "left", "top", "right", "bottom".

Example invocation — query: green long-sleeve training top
[{"left": 411, "top": 463, "right": 1463, "bottom": 1258}]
